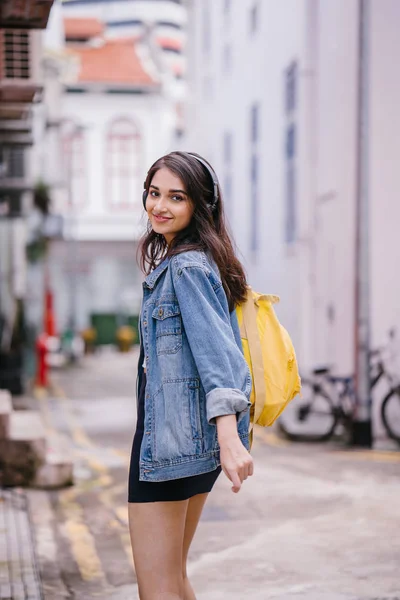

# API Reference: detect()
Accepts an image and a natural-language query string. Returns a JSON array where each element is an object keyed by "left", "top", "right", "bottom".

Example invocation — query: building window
[
  {"left": 250, "top": 2, "right": 259, "bottom": 34},
  {"left": 3, "top": 30, "right": 30, "bottom": 79},
  {"left": 106, "top": 118, "right": 141, "bottom": 210},
  {"left": 249, "top": 103, "right": 260, "bottom": 253},
  {"left": 285, "top": 61, "right": 297, "bottom": 114},
  {"left": 284, "top": 61, "right": 298, "bottom": 244},
  {"left": 285, "top": 125, "right": 296, "bottom": 243},
  {"left": 61, "top": 121, "right": 88, "bottom": 209},
  {"left": 250, "top": 153, "right": 258, "bottom": 252},
  {"left": 286, "top": 123, "right": 296, "bottom": 160},
  {"left": 251, "top": 103, "right": 259, "bottom": 144}
]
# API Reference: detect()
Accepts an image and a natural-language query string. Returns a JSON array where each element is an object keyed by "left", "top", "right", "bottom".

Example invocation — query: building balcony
[
  {"left": 0, "top": 80, "right": 42, "bottom": 104},
  {"left": 0, "top": 102, "right": 31, "bottom": 120},
  {"left": 0, "top": 0, "right": 55, "bottom": 30}
]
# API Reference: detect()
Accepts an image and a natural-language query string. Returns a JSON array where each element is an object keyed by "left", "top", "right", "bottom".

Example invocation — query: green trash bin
[
  {"left": 90, "top": 313, "right": 118, "bottom": 346},
  {"left": 127, "top": 315, "right": 140, "bottom": 345}
]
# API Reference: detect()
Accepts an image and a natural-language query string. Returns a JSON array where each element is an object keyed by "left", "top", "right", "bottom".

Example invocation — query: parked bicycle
[{"left": 278, "top": 329, "right": 400, "bottom": 444}]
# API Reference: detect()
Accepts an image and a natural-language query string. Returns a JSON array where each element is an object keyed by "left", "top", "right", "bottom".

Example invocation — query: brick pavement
[{"left": 0, "top": 489, "right": 42, "bottom": 600}]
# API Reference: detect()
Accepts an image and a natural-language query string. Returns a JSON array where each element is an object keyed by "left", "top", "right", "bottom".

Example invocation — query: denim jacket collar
[{"left": 143, "top": 257, "right": 170, "bottom": 289}]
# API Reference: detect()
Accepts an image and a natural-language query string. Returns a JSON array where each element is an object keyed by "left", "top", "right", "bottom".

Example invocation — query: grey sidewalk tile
[{"left": 0, "top": 489, "right": 42, "bottom": 600}]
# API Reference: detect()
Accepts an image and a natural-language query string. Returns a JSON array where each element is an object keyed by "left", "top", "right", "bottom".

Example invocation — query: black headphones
[{"left": 142, "top": 152, "right": 219, "bottom": 212}]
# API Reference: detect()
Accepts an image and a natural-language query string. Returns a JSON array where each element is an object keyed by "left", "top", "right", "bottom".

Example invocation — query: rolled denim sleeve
[{"left": 173, "top": 263, "right": 251, "bottom": 424}]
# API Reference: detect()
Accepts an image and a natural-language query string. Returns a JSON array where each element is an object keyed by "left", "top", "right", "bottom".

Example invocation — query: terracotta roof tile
[
  {"left": 64, "top": 17, "right": 104, "bottom": 39},
  {"left": 156, "top": 36, "right": 183, "bottom": 51},
  {"left": 68, "top": 38, "right": 157, "bottom": 87}
]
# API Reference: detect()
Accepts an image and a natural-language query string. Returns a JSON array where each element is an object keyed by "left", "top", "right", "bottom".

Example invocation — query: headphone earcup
[{"left": 142, "top": 190, "right": 148, "bottom": 209}]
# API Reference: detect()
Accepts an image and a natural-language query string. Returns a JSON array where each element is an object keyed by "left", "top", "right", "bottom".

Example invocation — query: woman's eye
[
  {"left": 150, "top": 190, "right": 159, "bottom": 197},
  {"left": 171, "top": 195, "right": 184, "bottom": 202}
]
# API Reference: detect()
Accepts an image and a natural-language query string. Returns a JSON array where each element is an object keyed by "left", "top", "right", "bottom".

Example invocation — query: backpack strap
[{"left": 242, "top": 288, "right": 266, "bottom": 429}]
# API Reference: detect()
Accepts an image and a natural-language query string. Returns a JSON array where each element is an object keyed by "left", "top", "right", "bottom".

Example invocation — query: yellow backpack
[{"left": 236, "top": 288, "right": 301, "bottom": 433}]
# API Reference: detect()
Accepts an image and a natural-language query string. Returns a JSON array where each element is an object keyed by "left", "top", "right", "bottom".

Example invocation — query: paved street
[{"left": 27, "top": 348, "right": 400, "bottom": 600}]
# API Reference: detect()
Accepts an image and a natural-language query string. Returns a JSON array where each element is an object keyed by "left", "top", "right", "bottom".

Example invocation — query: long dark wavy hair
[{"left": 139, "top": 151, "right": 248, "bottom": 310}]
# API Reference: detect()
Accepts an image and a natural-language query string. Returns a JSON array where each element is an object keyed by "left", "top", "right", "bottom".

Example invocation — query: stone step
[
  {"left": 0, "top": 389, "right": 12, "bottom": 439},
  {"left": 33, "top": 433, "right": 74, "bottom": 489},
  {"left": 0, "top": 407, "right": 74, "bottom": 489},
  {"left": 0, "top": 410, "right": 46, "bottom": 487},
  {"left": 9, "top": 410, "right": 46, "bottom": 447}
]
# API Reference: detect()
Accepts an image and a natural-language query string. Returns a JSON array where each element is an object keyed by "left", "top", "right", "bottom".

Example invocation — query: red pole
[
  {"left": 35, "top": 333, "right": 48, "bottom": 388},
  {"left": 43, "top": 253, "right": 57, "bottom": 337},
  {"left": 44, "top": 288, "right": 56, "bottom": 337}
]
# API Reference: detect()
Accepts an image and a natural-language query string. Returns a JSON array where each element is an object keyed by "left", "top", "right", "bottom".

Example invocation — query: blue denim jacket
[{"left": 138, "top": 249, "right": 251, "bottom": 482}]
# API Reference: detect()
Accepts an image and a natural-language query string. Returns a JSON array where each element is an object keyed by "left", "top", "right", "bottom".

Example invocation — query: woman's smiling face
[{"left": 146, "top": 167, "right": 194, "bottom": 244}]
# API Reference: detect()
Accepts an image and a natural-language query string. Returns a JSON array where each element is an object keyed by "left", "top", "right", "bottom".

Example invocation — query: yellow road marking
[
  {"left": 99, "top": 488, "right": 135, "bottom": 572},
  {"left": 254, "top": 425, "right": 400, "bottom": 462},
  {"left": 36, "top": 394, "right": 57, "bottom": 435},
  {"left": 52, "top": 381, "right": 135, "bottom": 576},
  {"left": 111, "top": 447, "right": 130, "bottom": 464},
  {"left": 49, "top": 381, "right": 68, "bottom": 399},
  {"left": 115, "top": 505, "right": 128, "bottom": 526},
  {"left": 121, "top": 531, "right": 135, "bottom": 573},
  {"left": 54, "top": 391, "right": 93, "bottom": 448},
  {"left": 33, "top": 385, "right": 48, "bottom": 400},
  {"left": 60, "top": 490, "right": 106, "bottom": 583},
  {"left": 256, "top": 428, "right": 289, "bottom": 447},
  {"left": 332, "top": 449, "right": 400, "bottom": 463},
  {"left": 85, "top": 456, "right": 110, "bottom": 476}
]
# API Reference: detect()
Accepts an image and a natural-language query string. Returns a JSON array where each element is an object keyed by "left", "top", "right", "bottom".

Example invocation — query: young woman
[{"left": 128, "top": 151, "right": 254, "bottom": 600}]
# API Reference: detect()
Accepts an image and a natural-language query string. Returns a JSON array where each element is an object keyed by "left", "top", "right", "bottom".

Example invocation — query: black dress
[{"left": 128, "top": 359, "right": 222, "bottom": 503}]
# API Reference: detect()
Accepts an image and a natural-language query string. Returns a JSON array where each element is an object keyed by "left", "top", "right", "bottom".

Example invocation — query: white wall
[
  {"left": 311, "top": 0, "right": 359, "bottom": 372},
  {"left": 44, "top": 0, "right": 66, "bottom": 52},
  {"left": 310, "top": 0, "right": 400, "bottom": 371},
  {"left": 186, "top": 0, "right": 309, "bottom": 362},
  {"left": 369, "top": 0, "right": 400, "bottom": 348},
  {"left": 185, "top": 0, "right": 400, "bottom": 380}
]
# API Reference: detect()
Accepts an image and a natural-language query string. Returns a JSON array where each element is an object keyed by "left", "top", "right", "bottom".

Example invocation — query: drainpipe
[{"left": 352, "top": 0, "right": 372, "bottom": 447}]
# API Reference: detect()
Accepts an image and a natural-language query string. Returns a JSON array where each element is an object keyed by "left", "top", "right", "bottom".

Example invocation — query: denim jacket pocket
[{"left": 152, "top": 303, "right": 182, "bottom": 355}]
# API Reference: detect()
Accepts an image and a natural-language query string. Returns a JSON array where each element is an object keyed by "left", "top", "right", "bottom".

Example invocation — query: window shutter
[{"left": 3, "top": 30, "right": 30, "bottom": 79}]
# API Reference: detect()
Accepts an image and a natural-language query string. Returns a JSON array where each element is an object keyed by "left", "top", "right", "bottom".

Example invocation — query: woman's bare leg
[
  {"left": 182, "top": 493, "right": 209, "bottom": 600},
  {"left": 128, "top": 500, "right": 189, "bottom": 600}
]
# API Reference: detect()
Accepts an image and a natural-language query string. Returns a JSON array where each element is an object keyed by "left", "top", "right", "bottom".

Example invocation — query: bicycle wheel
[
  {"left": 278, "top": 379, "right": 338, "bottom": 442},
  {"left": 381, "top": 387, "right": 400, "bottom": 444}
]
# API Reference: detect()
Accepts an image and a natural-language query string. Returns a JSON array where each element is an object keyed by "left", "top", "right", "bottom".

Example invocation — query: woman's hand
[{"left": 216, "top": 415, "right": 254, "bottom": 493}]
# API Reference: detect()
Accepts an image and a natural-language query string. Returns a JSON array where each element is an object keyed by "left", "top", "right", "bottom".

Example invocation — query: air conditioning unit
[
  {"left": 0, "top": 29, "right": 42, "bottom": 104},
  {"left": 0, "top": 0, "right": 55, "bottom": 30}
]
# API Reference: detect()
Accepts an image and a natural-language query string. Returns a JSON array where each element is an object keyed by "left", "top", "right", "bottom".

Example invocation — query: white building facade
[
  {"left": 185, "top": 0, "right": 400, "bottom": 384},
  {"left": 40, "top": 0, "right": 187, "bottom": 336}
]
